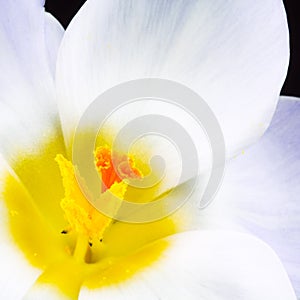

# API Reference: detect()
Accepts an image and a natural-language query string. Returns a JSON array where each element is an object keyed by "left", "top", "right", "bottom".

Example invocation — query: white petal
[
  {"left": 202, "top": 97, "right": 300, "bottom": 295},
  {"left": 0, "top": 155, "right": 41, "bottom": 300},
  {"left": 0, "top": 3, "right": 67, "bottom": 226},
  {"left": 45, "top": 12, "right": 64, "bottom": 77},
  {"left": 0, "top": 0, "right": 61, "bottom": 160},
  {"left": 0, "top": 0, "right": 51, "bottom": 83},
  {"left": 79, "top": 230, "right": 296, "bottom": 300},
  {"left": 56, "top": 0, "right": 289, "bottom": 156},
  {"left": 24, "top": 284, "right": 70, "bottom": 300}
]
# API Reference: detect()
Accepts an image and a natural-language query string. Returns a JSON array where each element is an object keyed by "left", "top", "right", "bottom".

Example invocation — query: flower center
[
  {"left": 55, "top": 146, "right": 143, "bottom": 263},
  {"left": 3, "top": 136, "right": 180, "bottom": 298}
]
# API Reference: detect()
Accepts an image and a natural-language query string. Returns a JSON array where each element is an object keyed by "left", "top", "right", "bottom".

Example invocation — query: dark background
[{"left": 45, "top": 0, "right": 299, "bottom": 97}]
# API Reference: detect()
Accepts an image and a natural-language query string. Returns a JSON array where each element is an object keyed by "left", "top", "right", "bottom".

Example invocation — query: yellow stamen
[
  {"left": 73, "top": 234, "right": 89, "bottom": 263},
  {"left": 55, "top": 146, "right": 143, "bottom": 262}
]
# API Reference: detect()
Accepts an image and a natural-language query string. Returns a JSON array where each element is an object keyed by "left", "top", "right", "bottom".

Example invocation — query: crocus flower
[{"left": 0, "top": 1, "right": 299, "bottom": 300}]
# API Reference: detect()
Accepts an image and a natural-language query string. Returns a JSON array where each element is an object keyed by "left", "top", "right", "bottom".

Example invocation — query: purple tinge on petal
[
  {"left": 44, "top": 12, "right": 64, "bottom": 77},
  {"left": 218, "top": 97, "right": 300, "bottom": 295}
]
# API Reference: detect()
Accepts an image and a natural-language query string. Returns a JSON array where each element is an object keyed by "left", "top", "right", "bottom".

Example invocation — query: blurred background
[{"left": 45, "top": 0, "right": 300, "bottom": 97}]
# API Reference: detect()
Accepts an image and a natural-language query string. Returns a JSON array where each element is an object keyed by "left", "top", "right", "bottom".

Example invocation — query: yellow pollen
[{"left": 55, "top": 146, "right": 143, "bottom": 248}]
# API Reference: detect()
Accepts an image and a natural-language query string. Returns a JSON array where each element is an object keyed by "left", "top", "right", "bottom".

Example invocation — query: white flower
[{"left": 0, "top": 1, "right": 299, "bottom": 300}]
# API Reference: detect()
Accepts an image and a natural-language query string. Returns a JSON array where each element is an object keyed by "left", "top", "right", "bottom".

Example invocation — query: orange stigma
[{"left": 95, "top": 146, "right": 142, "bottom": 191}]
